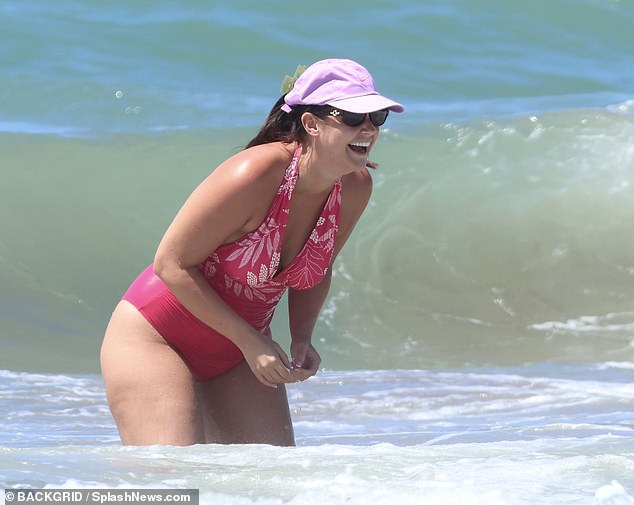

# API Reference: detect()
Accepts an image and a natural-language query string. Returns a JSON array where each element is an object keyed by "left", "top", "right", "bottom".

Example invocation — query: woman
[{"left": 100, "top": 58, "right": 404, "bottom": 446}]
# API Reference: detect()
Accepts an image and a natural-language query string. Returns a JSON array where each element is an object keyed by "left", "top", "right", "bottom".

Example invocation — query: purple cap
[{"left": 281, "top": 58, "right": 404, "bottom": 114}]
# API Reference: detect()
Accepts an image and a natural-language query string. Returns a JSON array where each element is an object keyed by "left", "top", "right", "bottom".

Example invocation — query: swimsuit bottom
[{"left": 122, "top": 265, "right": 246, "bottom": 381}]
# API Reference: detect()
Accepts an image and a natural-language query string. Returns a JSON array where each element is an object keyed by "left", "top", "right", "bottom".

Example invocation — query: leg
[
  {"left": 100, "top": 301, "right": 204, "bottom": 445},
  {"left": 199, "top": 361, "right": 295, "bottom": 446}
]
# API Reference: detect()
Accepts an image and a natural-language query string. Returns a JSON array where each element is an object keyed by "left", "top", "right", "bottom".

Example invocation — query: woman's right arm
[{"left": 152, "top": 144, "right": 295, "bottom": 388}]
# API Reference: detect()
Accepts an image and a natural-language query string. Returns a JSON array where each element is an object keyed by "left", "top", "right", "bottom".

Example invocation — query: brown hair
[{"left": 245, "top": 96, "right": 331, "bottom": 149}]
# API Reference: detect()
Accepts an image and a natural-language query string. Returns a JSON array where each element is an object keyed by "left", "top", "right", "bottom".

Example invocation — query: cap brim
[{"left": 327, "top": 93, "right": 404, "bottom": 113}]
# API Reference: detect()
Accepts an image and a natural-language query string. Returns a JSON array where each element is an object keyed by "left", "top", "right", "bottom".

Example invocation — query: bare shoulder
[
  {"left": 209, "top": 142, "right": 295, "bottom": 189},
  {"left": 338, "top": 169, "right": 373, "bottom": 234},
  {"left": 196, "top": 142, "right": 290, "bottom": 206},
  {"left": 155, "top": 143, "right": 297, "bottom": 269},
  {"left": 330, "top": 169, "right": 373, "bottom": 259},
  {"left": 341, "top": 168, "right": 373, "bottom": 213}
]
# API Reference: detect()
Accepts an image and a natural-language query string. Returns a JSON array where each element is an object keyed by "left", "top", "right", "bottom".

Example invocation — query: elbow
[
  {"left": 153, "top": 251, "right": 203, "bottom": 291},
  {"left": 152, "top": 252, "right": 183, "bottom": 287}
]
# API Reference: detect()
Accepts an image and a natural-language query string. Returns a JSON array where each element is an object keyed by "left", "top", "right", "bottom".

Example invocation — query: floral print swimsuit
[{"left": 122, "top": 146, "right": 342, "bottom": 381}]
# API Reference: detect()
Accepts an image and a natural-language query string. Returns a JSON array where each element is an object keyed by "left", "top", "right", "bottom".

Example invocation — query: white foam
[
  {"left": 3, "top": 368, "right": 634, "bottom": 504},
  {"left": 530, "top": 311, "right": 634, "bottom": 333},
  {"left": 595, "top": 481, "right": 634, "bottom": 505}
]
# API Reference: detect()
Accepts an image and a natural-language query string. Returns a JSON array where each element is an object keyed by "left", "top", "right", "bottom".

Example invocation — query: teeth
[{"left": 349, "top": 141, "right": 371, "bottom": 148}]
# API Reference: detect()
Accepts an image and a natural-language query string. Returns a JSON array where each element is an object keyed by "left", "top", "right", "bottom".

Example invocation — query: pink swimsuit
[{"left": 122, "top": 147, "right": 341, "bottom": 381}]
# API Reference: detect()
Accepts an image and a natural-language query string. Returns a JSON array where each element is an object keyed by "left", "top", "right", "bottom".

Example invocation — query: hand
[
  {"left": 241, "top": 333, "right": 295, "bottom": 388},
  {"left": 290, "top": 341, "right": 321, "bottom": 382}
]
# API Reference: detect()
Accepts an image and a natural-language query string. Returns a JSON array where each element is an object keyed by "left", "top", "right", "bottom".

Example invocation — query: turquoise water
[{"left": 2, "top": 0, "right": 634, "bottom": 503}]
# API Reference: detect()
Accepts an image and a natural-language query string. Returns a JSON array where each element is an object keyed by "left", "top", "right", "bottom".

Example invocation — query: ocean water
[{"left": 2, "top": 0, "right": 634, "bottom": 503}]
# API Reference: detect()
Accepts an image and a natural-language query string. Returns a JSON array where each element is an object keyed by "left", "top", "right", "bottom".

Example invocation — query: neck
[{"left": 296, "top": 143, "right": 340, "bottom": 195}]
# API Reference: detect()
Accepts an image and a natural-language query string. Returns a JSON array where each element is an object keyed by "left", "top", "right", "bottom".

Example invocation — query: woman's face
[{"left": 315, "top": 111, "right": 381, "bottom": 173}]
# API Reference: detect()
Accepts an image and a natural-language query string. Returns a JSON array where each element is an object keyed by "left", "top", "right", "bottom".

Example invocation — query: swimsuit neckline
[{"left": 272, "top": 147, "right": 341, "bottom": 279}]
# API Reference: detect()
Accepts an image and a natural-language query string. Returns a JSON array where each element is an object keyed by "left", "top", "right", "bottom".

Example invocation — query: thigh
[
  {"left": 100, "top": 301, "right": 204, "bottom": 445},
  {"left": 199, "top": 361, "right": 295, "bottom": 446}
]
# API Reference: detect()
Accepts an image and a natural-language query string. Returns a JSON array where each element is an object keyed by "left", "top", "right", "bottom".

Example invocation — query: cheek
[{"left": 318, "top": 130, "right": 347, "bottom": 149}]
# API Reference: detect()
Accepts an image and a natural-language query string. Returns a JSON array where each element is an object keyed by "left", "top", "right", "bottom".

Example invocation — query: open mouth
[{"left": 348, "top": 141, "right": 371, "bottom": 155}]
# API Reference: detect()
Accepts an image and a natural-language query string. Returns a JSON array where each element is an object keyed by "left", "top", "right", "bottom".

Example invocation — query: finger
[
  {"left": 272, "top": 343, "right": 292, "bottom": 369},
  {"left": 273, "top": 365, "right": 295, "bottom": 382},
  {"left": 291, "top": 368, "right": 312, "bottom": 382},
  {"left": 290, "top": 343, "right": 307, "bottom": 367},
  {"left": 291, "top": 350, "right": 306, "bottom": 369},
  {"left": 258, "top": 376, "right": 278, "bottom": 389},
  {"left": 252, "top": 368, "right": 278, "bottom": 389}
]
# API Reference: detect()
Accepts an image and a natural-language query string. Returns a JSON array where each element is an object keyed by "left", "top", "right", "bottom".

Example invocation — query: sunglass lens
[
  {"left": 370, "top": 109, "right": 389, "bottom": 127},
  {"left": 340, "top": 111, "right": 365, "bottom": 127}
]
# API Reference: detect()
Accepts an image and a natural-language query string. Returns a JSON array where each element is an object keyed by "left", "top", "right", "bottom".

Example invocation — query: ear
[{"left": 300, "top": 112, "right": 320, "bottom": 137}]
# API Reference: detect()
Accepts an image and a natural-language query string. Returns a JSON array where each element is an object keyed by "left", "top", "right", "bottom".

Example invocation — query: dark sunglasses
[{"left": 328, "top": 108, "right": 389, "bottom": 127}]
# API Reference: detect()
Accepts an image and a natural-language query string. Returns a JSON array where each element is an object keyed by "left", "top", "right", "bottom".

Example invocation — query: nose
[{"left": 360, "top": 114, "right": 378, "bottom": 130}]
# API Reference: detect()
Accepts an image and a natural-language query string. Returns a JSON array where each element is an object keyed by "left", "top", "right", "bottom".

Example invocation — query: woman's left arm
[
  {"left": 288, "top": 169, "right": 373, "bottom": 381},
  {"left": 287, "top": 269, "right": 331, "bottom": 379}
]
